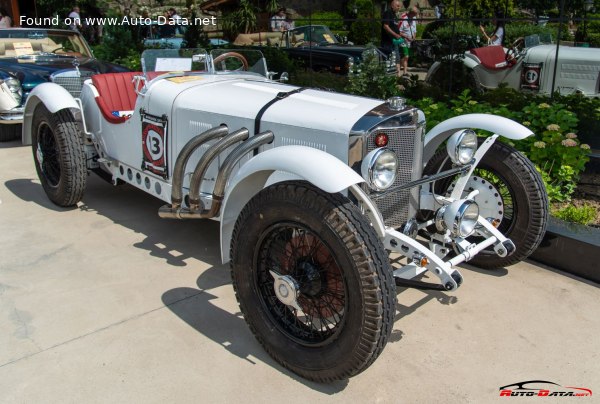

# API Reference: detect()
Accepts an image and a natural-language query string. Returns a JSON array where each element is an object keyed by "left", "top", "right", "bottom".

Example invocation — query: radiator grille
[
  {"left": 366, "top": 126, "right": 422, "bottom": 228},
  {"left": 50, "top": 70, "right": 94, "bottom": 98}
]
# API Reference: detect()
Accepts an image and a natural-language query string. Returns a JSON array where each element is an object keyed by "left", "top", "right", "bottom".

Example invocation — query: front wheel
[
  {"left": 230, "top": 182, "right": 396, "bottom": 382},
  {"left": 424, "top": 141, "right": 548, "bottom": 268},
  {"left": 32, "top": 104, "right": 86, "bottom": 207}
]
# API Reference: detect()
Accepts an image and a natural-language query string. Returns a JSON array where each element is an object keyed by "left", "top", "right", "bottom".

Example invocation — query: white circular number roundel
[
  {"left": 525, "top": 69, "right": 539, "bottom": 84},
  {"left": 145, "top": 129, "right": 164, "bottom": 162}
]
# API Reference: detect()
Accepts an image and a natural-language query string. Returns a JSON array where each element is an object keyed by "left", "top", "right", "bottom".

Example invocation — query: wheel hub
[
  {"left": 269, "top": 270, "right": 303, "bottom": 312},
  {"left": 448, "top": 175, "right": 504, "bottom": 223},
  {"left": 295, "top": 261, "right": 323, "bottom": 296}
]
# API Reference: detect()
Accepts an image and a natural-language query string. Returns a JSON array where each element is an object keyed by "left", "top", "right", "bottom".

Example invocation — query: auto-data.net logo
[{"left": 499, "top": 380, "right": 592, "bottom": 397}]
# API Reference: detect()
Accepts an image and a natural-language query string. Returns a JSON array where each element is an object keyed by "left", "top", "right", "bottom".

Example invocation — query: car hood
[
  {"left": 0, "top": 57, "right": 127, "bottom": 90},
  {"left": 145, "top": 75, "right": 383, "bottom": 135}
]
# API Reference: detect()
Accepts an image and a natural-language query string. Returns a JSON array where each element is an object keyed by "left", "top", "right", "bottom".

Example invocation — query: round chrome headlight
[
  {"left": 436, "top": 199, "right": 480, "bottom": 238},
  {"left": 447, "top": 129, "right": 477, "bottom": 165},
  {"left": 4, "top": 77, "right": 23, "bottom": 105},
  {"left": 361, "top": 148, "right": 398, "bottom": 191}
]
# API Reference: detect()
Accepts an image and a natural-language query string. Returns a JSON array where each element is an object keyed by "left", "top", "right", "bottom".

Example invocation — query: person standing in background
[
  {"left": 479, "top": 10, "right": 505, "bottom": 46},
  {"left": 0, "top": 8, "right": 12, "bottom": 28},
  {"left": 270, "top": 7, "right": 286, "bottom": 32},
  {"left": 381, "top": 0, "right": 402, "bottom": 77},
  {"left": 397, "top": 6, "right": 418, "bottom": 76},
  {"left": 68, "top": 6, "right": 82, "bottom": 32},
  {"left": 282, "top": 11, "right": 294, "bottom": 31}
]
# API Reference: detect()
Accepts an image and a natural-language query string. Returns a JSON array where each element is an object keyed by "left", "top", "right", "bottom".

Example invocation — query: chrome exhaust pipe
[
  {"left": 188, "top": 128, "right": 250, "bottom": 211},
  {"left": 171, "top": 125, "right": 229, "bottom": 209},
  {"left": 158, "top": 130, "right": 274, "bottom": 220},
  {"left": 213, "top": 131, "right": 274, "bottom": 200}
]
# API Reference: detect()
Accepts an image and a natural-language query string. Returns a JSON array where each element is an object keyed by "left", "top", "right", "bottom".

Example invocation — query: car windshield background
[{"left": 0, "top": 30, "right": 91, "bottom": 58}]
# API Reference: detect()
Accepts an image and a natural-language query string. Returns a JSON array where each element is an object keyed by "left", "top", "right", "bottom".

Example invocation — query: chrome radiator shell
[
  {"left": 349, "top": 106, "right": 424, "bottom": 228},
  {"left": 50, "top": 69, "right": 94, "bottom": 98}
]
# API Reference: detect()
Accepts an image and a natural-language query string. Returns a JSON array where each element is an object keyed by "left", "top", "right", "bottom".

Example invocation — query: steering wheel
[
  {"left": 213, "top": 52, "right": 248, "bottom": 71},
  {"left": 505, "top": 37, "right": 525, "bottom": 64},
  {"left": 50, "top": 45, "right": 82, "bottom": 57}
]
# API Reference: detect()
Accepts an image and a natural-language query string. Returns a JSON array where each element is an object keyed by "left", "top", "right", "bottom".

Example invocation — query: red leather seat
[
  {"left": 91, "top": 72, "right": 140, "bottom": 124},
  {"left": 470, "top": 46, "right": 508, "bottom": 70}
]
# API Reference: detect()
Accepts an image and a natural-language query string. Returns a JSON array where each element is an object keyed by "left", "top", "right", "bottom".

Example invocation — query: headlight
[
  {"left": 435, "top": 199, "right": 480, "bottom": 238},
  {"left": 4, "top": 77, "right": 23, "bottom": 105},
  {"left": 361, "top": 148, "right": 398, "bottom": 191},
  {"left": 447, "top": 129, "right": 477, "bottom": 165}
]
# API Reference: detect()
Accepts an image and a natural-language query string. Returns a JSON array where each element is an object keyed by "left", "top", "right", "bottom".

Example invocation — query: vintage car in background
[
  {"left": 234, "top": 25, "right": 396, "bottom": 74},
  {"left": 427, "top": 34, "right": 600, "bottom": 96},
  {"left": 23, "top": 48, "right": 548, "bottom": 382},
  {"left": 0, "top": 28, "right": 128, "bottom": 141}
]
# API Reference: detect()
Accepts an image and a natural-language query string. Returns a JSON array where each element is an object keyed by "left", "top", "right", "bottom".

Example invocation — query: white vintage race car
[
  {"left": 23, "top": 48, "right": 548, "bottom": 382},
  {"left": 427, "top": 34, "right": 600, "bottom": 96}
]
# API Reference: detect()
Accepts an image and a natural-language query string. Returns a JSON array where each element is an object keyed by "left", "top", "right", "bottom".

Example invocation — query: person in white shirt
[
  {"left": 0, "top": 8, "right": 12, "bottom": 28},
  {"left": 480, "top": 11, "right": 505, "bottom": 46},
  {"left": 68, "top": 6, "right": 81, "bottom": 32},
  {"left": 270, "top": 7, "right": 286, "bottom": 32},
  {"left": 397, "top": 6, "right": 418, "bottom": 76}
]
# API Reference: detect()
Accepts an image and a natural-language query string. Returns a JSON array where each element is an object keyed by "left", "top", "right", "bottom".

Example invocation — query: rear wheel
[
  {"left": 32, "top": 104, "right": 86, "bottom": 207},
  {"left": 424, "top": 141, "right": 548, "bottom": 268},
  {"left": 231, "top": 182, "right": 396, "bottom": 382}
]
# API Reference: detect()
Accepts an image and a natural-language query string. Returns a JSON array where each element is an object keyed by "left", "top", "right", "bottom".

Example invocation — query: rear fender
[
  {"left": 22, "top": 83, "right": 80, "bottom": 145},
  {"left": 423, "top": 113, "right": 533, "bottom": 163},
  {"left": 220, "top": 145, "right": 364, "bottom": 263}
]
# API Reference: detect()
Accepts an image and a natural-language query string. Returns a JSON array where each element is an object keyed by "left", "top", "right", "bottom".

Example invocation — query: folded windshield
[{"left": 141, "top": 48, "right": 268, "bottom": 78}]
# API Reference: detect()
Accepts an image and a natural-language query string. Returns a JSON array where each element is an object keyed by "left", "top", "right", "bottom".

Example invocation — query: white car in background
[{"left": 427, "top": 34, "right": 600, "bottom": 96}]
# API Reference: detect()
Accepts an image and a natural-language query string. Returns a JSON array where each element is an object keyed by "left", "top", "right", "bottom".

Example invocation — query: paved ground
[{"left": 1, "top": 139, "right": 599, "bottom": 403}]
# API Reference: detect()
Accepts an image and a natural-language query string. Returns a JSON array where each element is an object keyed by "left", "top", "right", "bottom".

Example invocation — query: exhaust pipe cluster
[{"left": 159, "top": 126, "right": 274, "bottom": 219}]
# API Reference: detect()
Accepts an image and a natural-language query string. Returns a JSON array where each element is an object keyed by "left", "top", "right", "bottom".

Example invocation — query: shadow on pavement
[
  {"left": 162, "top": 265, "right": 350, "bottom": 394},
  {"left": 4, "top": 178, "right": 78, "bottom": 212},
  {"left": 9, "top": 172, "right": 348, "bottom": 390}
]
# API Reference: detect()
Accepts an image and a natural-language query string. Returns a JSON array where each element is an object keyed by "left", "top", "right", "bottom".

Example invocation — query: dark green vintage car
[{"left": 0, "top": 28, "right": 128, "bottom": 141}]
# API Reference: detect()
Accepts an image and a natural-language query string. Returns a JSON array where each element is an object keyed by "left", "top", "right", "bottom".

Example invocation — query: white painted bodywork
[
  {"left": 220, "top": 146, "right": 365, "bottom": 262},
  {"left": 423, "top": 113, "right": 533, "bottom": 162}
]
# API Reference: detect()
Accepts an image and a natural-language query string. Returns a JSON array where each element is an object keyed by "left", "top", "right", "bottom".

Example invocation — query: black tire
[
  {"left": 32, "top": 104, "right": 86, "bottom": 207},
  {"left": 424, "top": 141, "right": 548, "bottom": 268},
  {"left": 230, "top": 182, "right": 396, "bottom": 382},
  {"left": 0, "top": 123, "right": 21, "bottom": 142}
]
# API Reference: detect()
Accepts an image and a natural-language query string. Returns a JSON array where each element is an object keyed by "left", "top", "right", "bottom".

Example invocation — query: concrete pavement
[{"left": 1, "top": 139, "right": 598, "bottom": 403}]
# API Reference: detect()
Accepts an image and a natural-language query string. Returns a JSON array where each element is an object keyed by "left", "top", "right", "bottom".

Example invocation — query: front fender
[
  {"left": 219, "top": 145, "right": 364, "bottom": 263},
  {"left": 423, "top": 113, "right": 533, "bottom": 163},
  {"left": 22, "top": 83, "right": 80, "bottom": 145}
]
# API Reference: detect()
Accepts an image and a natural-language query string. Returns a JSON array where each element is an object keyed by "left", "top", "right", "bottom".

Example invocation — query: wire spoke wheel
[
  {"left": 231, "top": 182, "right": 396, "bottom": 382},
  {"left": 255, "top": 223, "right": 346, "bottom": 346}
]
